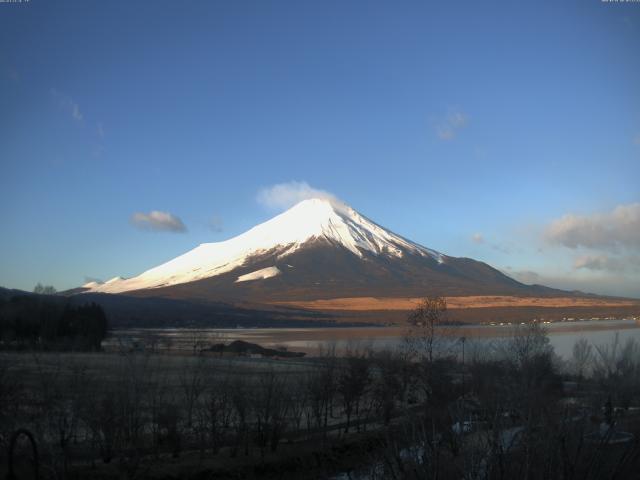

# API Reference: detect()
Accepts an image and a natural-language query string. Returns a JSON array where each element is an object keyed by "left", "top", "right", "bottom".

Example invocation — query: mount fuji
[{"left": 82, "top": 198, "right": 555, "bottom": 302}]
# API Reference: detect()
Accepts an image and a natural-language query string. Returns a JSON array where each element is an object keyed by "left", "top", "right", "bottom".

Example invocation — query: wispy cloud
[
  {"left": 545, "top": 203, "right": 640, "bottom": 251},
  {"left": 257, "top": 181, "right": 339, "bottom": 210},
  {"left": 50, "top": 88, "right": 83, "bottom": 121},
  {"left": 97, "top": 122, "right": 105, "bottom": 138},
  {"left": 130, "top": 211, "right": 187, "bottom": 233},
  {"left": 502, "top": 266, "right": 640, "bottom": 297},
  {"left": 83, "top": 276, "right": 104, "bottom": 285},
  {"left": 435, "top": 109, "right": 469, "bottom": 141},
  {"left": 502, "top": 267, "right": 542, "bottom": 285},
  {"left": 209, "top": 215, "right": 223, "bottom": 233},
  {"left": 470, "top": 232, "right": 515, "bottom": 254}
]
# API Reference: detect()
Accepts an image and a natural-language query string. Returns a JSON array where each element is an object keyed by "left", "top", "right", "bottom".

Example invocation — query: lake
[{"left": 107, "top": 318, "right": 640, "bottom": 359}]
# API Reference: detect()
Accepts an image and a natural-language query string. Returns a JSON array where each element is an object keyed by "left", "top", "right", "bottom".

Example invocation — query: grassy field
[
  {"left": 275, "top": 295, "right": 640, "bottom": 311},
  {"left": 270, "top": 295, "right": 640, "bottom": 326}
]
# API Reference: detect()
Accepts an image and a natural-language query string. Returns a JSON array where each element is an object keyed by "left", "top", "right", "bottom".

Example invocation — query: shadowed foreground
[{"left": 1, "top": 322, "right": 640, "bottom": 479}]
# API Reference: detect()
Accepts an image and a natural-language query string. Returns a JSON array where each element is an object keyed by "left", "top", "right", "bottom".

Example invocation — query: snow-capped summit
[{"left": 86, "top": 198, "right": 444, "bottom": 294}]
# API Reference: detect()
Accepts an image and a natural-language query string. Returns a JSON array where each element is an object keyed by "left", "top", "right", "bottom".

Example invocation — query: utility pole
[{"left": 459, "top": 336, "right": 466, "bottom": 398}]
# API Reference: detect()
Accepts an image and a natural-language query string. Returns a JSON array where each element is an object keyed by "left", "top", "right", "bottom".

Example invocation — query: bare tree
[
  {"left": 253, "top": 368, "right": 291, "bottom": 456},
  {"left": 230, "top": 376, "right": 250, "bottom": 457},
  {"left": 179, "top": 356, "right": 207, "bottom": 431},
  {"left": 32, "top": 353, "right": 85, "bottom": 477},
  {"left": 307, "top": 346, "right": 338, "bottom": 439},
  {"left": 592, "top": 334, "right": 640, "bottom": 408},
  {"left": 407, "top": 296, "right": 448, "bottom": 363},
  {"left": 33, "top": 283, "right": 57, "bottom": 295},
  {"left": 502, "top": 322, "right": 553, "bottom": 368},
  {"left": 338, "top": 352, "right": 370, "bottom": 433},
  {"left": 202, "top": 370, "right": 234, "bottom": 455},
  {"left": 571, "top": 337, "right": 593, "bottom": 383},
  {"left": 287, "top": 372, "right": 309, "bottom": 435},
  {"left": 371, "top": 350, "right": 405, "bottom": 426},
  {"left": 145, "top": 358, "right": 170, "bottom": 457}
]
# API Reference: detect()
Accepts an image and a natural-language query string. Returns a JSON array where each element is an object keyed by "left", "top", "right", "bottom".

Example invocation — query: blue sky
[{"left": 1, "top": 0, "right": 639, "bottom": 297}]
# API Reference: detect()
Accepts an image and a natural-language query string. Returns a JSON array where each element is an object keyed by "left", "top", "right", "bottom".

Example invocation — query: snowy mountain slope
[
  {"left": 130, "top": 233, "right": 554, "bottom": 303},
  {"left": 85, "top": 198, "right": 446, "bottom": 294}
]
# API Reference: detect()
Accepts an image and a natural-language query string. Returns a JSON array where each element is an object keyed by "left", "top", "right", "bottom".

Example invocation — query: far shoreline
[{"left": 107, "top": 318, "right": 640, "bottom": 352}]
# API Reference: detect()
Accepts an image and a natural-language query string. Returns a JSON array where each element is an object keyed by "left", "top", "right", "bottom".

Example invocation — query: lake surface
[{"left": 108, "top": 318, "right": 640, "bottom": 359}]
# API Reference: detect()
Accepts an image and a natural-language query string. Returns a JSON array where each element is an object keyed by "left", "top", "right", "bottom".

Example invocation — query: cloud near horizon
[
  {"left": 257, "top": 181, "right": 339, "bottom": 210},
  {"left": 502, "top": 267, "right": 542, "bottom": 285},
  {"left": 130, "top": 211, "right": 187, "bottom": 233},
  {"left": 574, "top": 254, "right": 640, "bottom": 273},
  {"left": 505, "top": 266, "right": 639, "bottom": 298},
  {"left": 545, "top": 203, "right": 640, "bottom": 251},
  {"left": 544, "top": 203, "right": 640, "bottom": 282}
]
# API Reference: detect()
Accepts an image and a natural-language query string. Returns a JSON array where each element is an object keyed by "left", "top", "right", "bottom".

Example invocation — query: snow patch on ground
[{"left": 235, "top": 266, "right": 281, "bottom": 283}]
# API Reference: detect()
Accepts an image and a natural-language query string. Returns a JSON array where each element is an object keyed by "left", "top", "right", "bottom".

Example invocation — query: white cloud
[
  {"left": 545, "top": 203, "right": 640, "bottom": 251},
  {"left": 503, "top": 268, "right": 542, "bottom": 285},
  {"left": 501, "top": 265, "right": 640, "bottom": 297},
  {"left": 435, "top": 109, "right": 469, "bottom": 141},
  {"left": 257, "top": 181, "right": 339, "bottom": 210},
  {"left": 471, "top": 233, "right": 484, "bottom": 244},
  {"left": 574, "top": 254, "right": 640, "bottom": 273},
  {"left": 130, "top": 211, "right": 187, "bottom": 233},
  {"left": 497, "top": 205, "right": 640, "bottom": 297},
  {"left": 574, "top": 255, "right": 623, "bottom": 272},
  {"left": 50, "top": 88, "right": 83, "bottom": 122},
  {"left": 470, "top": 232, "right": 516, "bottom": 254}
]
